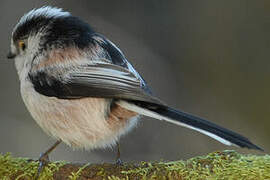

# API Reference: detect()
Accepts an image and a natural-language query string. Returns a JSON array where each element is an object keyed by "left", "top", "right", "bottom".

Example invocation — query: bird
[{"left": 7, "top": 6, "right": 262, "bottom": 174}]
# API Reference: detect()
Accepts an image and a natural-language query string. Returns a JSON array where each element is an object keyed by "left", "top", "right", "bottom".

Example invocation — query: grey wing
[
  {"left": 29, "top": 33, "right": 163, "bottom": 105},
  {"left": 29, "top": 62, "right": 163, "bottom": 105}
]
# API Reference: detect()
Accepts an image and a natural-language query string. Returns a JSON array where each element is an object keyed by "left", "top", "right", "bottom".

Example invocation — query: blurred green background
[{"left": 0, "top": 0, "right": 269, "bottom": 163}]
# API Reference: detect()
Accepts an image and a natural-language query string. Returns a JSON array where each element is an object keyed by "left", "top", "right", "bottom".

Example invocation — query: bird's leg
[
  {"left": 115, "top": 141, "right": 123, "bottom": 165},
  {"left": 36, "top": 140, "right": 62, "bottom": 178}
]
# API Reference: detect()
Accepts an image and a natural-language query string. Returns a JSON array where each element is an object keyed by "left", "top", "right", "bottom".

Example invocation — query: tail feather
[{"left": 118, "top": 100, "right": 263, "bottom": 151}]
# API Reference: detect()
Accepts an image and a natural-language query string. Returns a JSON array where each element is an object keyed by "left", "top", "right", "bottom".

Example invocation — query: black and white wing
[
  {"left": 29, "top": 61, "right": 163, "bottom": 105},
  {"left": 29, "top": 33, "right": 163, "bottom": 104}
]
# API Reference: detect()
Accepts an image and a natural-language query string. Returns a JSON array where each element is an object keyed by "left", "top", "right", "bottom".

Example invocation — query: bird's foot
[
  {"left": 35, "top": 153, "right": 50, "bottom": 180},
  {"left": 115, "top": 158, "right": 123, "bottom": 166}
]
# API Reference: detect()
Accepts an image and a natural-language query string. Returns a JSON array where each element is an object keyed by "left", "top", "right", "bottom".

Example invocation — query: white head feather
[{"left": 13, "top": 6, "right": 70, "bottom": 34}]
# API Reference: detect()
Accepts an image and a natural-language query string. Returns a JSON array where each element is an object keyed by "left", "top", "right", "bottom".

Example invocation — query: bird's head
[{"left": 7, "top": 6, "right": 94, "bottom": 76}]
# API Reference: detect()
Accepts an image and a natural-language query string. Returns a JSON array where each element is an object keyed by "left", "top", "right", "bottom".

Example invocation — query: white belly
[{"left": 20, "top": 80, "right": 138, "bottom": 150}]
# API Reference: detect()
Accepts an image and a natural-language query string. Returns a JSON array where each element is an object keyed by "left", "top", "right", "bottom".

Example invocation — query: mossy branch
[{"left": 1, "top": 150, "right": 269, "bottom": 180}]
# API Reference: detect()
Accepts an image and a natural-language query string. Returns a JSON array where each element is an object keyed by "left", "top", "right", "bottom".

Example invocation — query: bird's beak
[{"left": 7, "top": 51, "right": 16, "bottom": 59}]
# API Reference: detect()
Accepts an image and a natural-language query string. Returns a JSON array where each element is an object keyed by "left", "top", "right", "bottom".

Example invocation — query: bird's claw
[
  {"left": 115, "top": 158, "right": 123, "bottom": 166},
  {"left": 35, "top": 153, "right": 50, "bottom": 180}
]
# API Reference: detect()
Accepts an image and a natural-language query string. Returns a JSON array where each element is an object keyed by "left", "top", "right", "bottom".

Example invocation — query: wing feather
[
  {"left": 29, "top": 62, "right": 163, "bottom": 105},
  {"left": 29, "top": 33, "right": 163, "bottom": 104}
]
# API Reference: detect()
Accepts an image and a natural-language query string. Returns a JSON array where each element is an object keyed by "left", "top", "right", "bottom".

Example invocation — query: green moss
[
  {"left": 0, "top": 151, "right": 269, "bottom": 179},
  {"left": 68, "top": 163, "right": 89, "bottom": 180},
  {"left": 119, "top": 150, "right": 270, "bottom": 180},
  {"left": 0, "top": 153, "right": 65, "bottom": 180}
]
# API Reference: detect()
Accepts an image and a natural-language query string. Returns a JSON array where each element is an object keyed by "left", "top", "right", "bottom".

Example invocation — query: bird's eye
[{"left": 18, "top": 41, "right": 26, "bottom": 51}]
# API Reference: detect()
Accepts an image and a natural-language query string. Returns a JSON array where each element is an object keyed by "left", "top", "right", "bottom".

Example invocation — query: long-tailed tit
[{"left": 7, "top": 6, "right": 262, "bottom": 173}]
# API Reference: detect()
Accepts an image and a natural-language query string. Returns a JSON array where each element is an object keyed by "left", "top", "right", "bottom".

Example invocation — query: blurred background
[{"left": 0, "top": 0, "right": 269, "bottom": 163}]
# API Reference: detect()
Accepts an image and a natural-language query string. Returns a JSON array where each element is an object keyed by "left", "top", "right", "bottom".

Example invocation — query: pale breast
[{"left": 20, "top": 79, "right": 139, "bottom": 150}]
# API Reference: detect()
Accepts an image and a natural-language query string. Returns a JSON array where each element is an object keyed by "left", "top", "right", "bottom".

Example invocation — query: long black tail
[{"left": 120, "top": 100, "right": 263, "bottom": 151}]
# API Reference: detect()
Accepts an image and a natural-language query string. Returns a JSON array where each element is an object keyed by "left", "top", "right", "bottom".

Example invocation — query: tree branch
[{"left": 0, "top": 150, "right": 269, "bottom": 179}]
